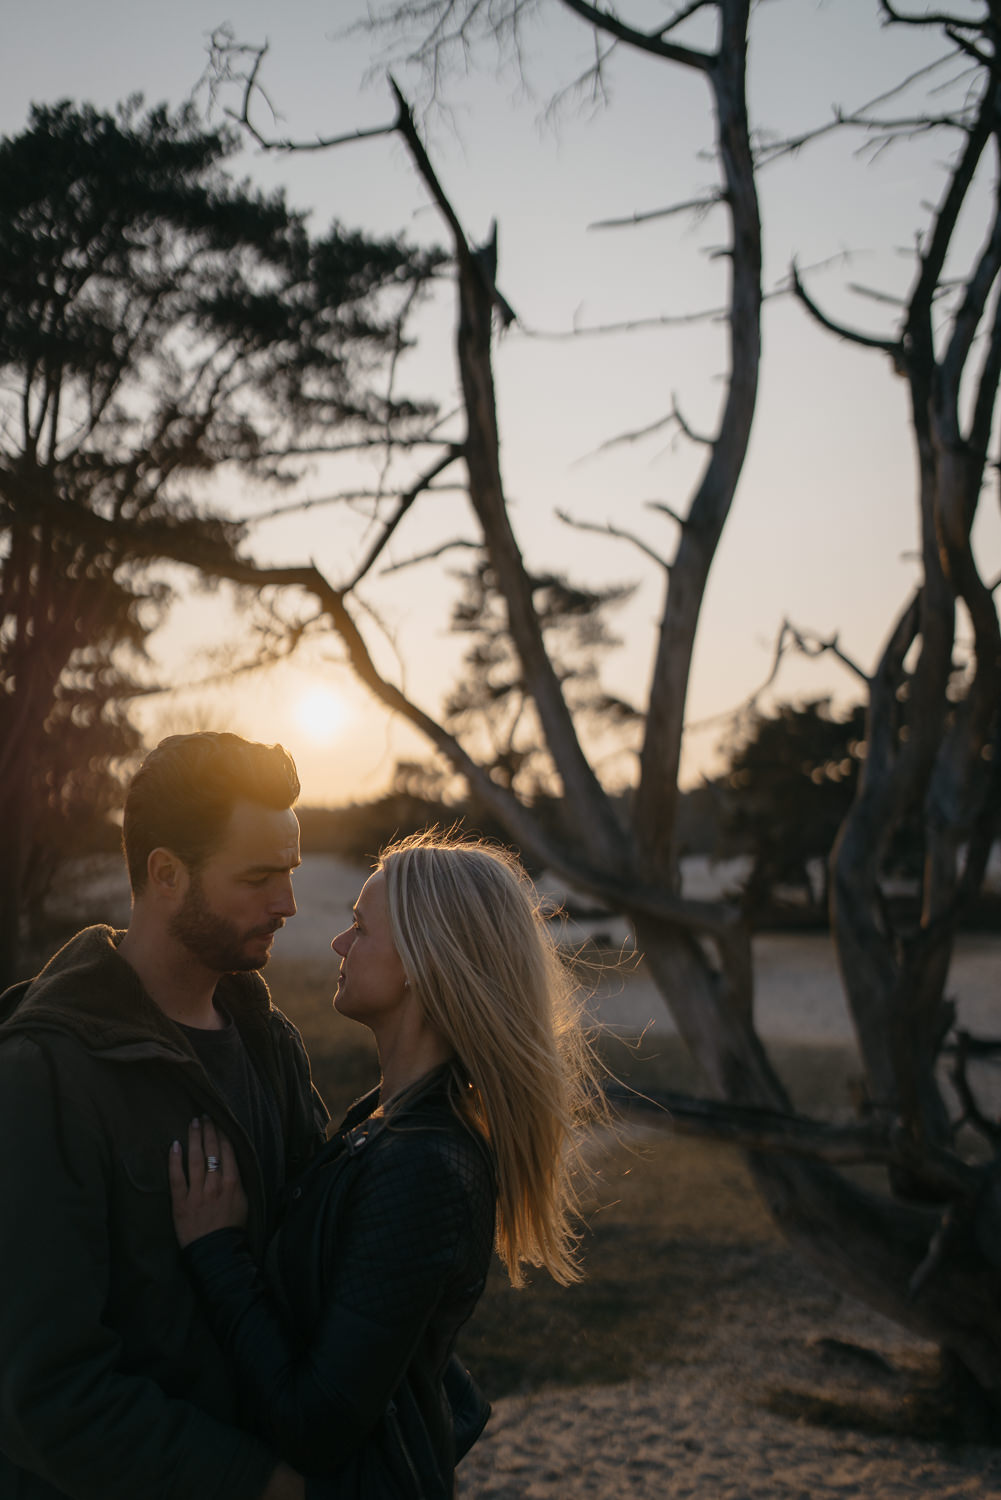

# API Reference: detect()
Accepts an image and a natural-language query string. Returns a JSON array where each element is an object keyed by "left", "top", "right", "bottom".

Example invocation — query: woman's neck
[{"left": 376, "top": 1031, "right": 453, "bottom": 1112}]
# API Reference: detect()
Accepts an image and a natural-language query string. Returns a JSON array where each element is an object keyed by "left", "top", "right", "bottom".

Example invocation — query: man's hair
[{"left": 123, "top": 732, "right": 300, "bottom": 893}]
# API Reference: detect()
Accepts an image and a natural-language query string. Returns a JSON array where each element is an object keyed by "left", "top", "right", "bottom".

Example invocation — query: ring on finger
[{"left": 206, "top": 1155, "right": 220, "bottom": 1173}]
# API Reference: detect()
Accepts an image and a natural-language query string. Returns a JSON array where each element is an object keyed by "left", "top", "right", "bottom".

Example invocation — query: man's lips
[{"left": 251, "top": 923, "right": 284, "bottom": 943}]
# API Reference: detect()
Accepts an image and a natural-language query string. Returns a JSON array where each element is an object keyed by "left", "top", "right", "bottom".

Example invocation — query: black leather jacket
[{"left": 184, "top": 1070, "right": 495, "bottom": 1499}]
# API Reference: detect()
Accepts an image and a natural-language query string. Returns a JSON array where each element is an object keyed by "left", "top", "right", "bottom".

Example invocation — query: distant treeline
[
  {"left": 296, "top": 786, "right": 720, "bottom": 866},
  {"left": 296, "top": 793, "right": 513, "bottom": 868}
]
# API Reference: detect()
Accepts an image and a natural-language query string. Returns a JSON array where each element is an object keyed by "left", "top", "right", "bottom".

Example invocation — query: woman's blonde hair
[{"left": 378, "top": 830, "right": 599, "bottom": 1288}]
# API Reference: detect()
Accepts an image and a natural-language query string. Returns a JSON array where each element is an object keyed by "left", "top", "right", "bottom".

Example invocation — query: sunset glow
[{"left": 293, "top": 687, "right": 350, "bottom": 744}]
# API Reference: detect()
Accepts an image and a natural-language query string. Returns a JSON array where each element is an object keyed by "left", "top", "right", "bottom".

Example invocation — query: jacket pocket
[
  {"left": 117, "top": 1145, "right": 174, "bottom": 1250},
  {"left": 120, "top": 1144, "right": 171, "bottom": 1195}
]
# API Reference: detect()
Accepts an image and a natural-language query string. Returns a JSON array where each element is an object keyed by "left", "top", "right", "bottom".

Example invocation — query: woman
[{"left": 169, "top": 832, "right": 599, "bottom": 1499}]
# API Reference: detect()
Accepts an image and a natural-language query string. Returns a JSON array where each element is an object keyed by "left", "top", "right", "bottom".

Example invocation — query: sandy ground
[
  {"left": 457, "top": 1363, "right": 1001, "bottom": 1498},
  {"left": 40, "top": 853, "right": 1001, "bottom": 1496},
  {"left": 452, "top": 1166, "right": 1001, "bottom": 1500},
  {"left": 454, "top": 1135, "right": 1001, "bottom": 1500}
]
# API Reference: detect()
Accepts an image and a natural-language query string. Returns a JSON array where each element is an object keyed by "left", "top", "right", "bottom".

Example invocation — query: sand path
[
  {"left": 457, "top": 1220, "right": 1001, "bottom": 1498},
  {"left": 458, "top": 1371, "right": 1001, "bottom": 1497}
]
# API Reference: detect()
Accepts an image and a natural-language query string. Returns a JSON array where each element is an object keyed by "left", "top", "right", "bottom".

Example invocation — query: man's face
[{"left": 168, "top": 800, "right": 301, "bottom": 973}]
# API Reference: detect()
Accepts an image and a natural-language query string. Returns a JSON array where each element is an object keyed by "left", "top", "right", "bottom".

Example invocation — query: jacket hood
[{"left": 0, "top": 925, "right": 274, "bottom": 1057}]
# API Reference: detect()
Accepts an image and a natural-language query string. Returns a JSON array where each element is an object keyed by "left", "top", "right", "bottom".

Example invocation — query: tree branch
[
  {"left": 557, "top": 0, "right": 712, "bottom": 71},
  {"left": 589, "top": 191, "right": 724, "bottom": 231},
  {"left": 879, "top": 0, "right": 984, "bottom": 32},
  {"left": 520, "top": 303, "right": 728, "bottom": 340},
  {"left": 391, "top": 77, "right": 630, "bottom": 869},
  {"left": 682, "top": 616, "right": 871, "bottom": 737},
  {"left": 210, "top": 31, "right": 399, "bottom": 153},
  {"left": 908, "top": 79, "right": 994, "bottom": 341},
  {"left": 781, "top": 621, "right": 873, "bottom": 687},
  {"left": 646, "top": 500, "right": 688, "bottom": 528},
  {"left": 792, "top": 263, "right": 903, "bottom": 357},
  {"left": 249, "top": 478, "right": 466, "bottom": 527},
  {"left": 939, "top": 128, "right": 1001, "bottom": 418},
  {"left": 379, "top": 538, "right": 481, "bottom": 574},
  {"left": 606, "top": 1084, "right": 982, "bottom": 1197},
  {"left": 950, "top": 1030, "right": 1001, "bottom": 1146},
  {"left": 633, "top": 0, "right": 763, "bottom": 866},
  {"left": 344, "top": 445, "right": 463, "bottom": 589},
  {"left": 556, "top": 508, "right": 670, "bottom": 571}
]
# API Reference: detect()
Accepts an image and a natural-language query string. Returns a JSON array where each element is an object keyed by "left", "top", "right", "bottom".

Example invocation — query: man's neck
[{"left": 117, "top": 922, "right": 225, "bottom": 1031}]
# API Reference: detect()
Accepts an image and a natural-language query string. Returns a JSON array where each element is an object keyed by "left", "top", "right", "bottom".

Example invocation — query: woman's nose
[{"left": 331, "top": 928, "right": 350, "bottom": 957}]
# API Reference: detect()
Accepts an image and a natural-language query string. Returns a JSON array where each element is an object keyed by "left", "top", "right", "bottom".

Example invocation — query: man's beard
[{"left": 169, "top": 875, "right": 275, "bottom": 973}]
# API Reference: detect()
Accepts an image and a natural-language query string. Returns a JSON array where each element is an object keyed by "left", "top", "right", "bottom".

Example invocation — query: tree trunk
[{"left": 631, "top": 916, "right": 785, "bottom": 1108}]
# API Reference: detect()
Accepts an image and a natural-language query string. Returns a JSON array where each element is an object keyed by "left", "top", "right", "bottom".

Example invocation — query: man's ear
[{"left": 146, "top": 847, "right": 189, "bottom": 901}]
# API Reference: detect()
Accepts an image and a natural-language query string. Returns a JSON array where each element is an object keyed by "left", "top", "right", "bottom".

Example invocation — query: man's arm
[{"left": 0, "top": 1034, "right": 277, "bottom": 1500}]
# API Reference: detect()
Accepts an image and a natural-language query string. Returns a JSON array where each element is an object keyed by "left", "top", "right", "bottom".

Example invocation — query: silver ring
[{"left": 206, "top": 1156, "right": 220, "bottom": 1173}]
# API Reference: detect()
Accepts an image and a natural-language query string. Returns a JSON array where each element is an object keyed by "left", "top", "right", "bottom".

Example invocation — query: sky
[{"left": 3, "top": 0, "right": 997, "bottom": 806}]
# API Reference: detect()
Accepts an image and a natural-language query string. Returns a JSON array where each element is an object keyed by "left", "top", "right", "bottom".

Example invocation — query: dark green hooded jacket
[{"left": 0, "top": 925, "right": 328, "bottom": 1500}]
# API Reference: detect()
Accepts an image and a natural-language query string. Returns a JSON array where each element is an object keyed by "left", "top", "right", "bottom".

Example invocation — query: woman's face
[{"left": 331, "top": 870, "right": 409, "bottom": 1025}]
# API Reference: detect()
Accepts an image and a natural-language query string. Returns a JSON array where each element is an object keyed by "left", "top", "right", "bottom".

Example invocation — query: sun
[{"left": 293, "top": 687, "right": 349, "bottom": 744}]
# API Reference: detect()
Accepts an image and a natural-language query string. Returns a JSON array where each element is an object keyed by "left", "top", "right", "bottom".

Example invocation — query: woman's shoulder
[
  {"left": 370, "top": 1091, "right": 493, "bottom": 1195},
  {"left": 358, "top": 1111, "right": 495, "bottom": 1263}
]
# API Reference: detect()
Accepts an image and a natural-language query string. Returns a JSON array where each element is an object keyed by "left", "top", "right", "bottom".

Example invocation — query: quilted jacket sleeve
[{"left": 182, "top": 1132, "right": 492, "bottom": 1477}]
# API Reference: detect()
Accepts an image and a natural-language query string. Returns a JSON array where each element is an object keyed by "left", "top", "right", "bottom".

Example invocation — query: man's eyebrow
[{"left": 241, "top": 857, "right": 302, "bottom": 875}]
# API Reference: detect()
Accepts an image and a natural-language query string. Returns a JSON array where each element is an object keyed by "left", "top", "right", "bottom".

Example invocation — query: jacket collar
[{"left": 0, "top": 924, "right": 276, "bottom": 1061}]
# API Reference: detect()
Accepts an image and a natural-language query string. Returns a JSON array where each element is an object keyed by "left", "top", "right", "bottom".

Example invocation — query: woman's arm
[{"left": 176, "top": 1129, "right": 489, "bottom": 1477}]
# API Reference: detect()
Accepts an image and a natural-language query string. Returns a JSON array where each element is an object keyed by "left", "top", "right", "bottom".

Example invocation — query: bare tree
[
  {"left": 199, "top": 0, "right": 1001, "bottom": 1408},
  {"left": 784, "top": 0, "right": 1001, "bottom": 1327}
]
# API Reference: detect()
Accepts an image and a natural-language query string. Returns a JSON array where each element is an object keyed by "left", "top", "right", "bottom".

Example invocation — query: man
[{"left": 0, "top": 732, "right": 328, "bottom": 1500}]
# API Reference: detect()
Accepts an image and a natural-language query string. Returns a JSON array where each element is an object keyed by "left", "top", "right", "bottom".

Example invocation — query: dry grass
[{"left": 459, "top": 1130, "right": 785, "bottom": 1397}]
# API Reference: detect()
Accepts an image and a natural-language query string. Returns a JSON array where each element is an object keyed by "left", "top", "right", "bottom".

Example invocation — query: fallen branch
[{"left": 606, "top": 1083, "right": 982, "bottom": 1198}]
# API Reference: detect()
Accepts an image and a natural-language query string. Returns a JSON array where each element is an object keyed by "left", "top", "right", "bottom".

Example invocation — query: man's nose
[{"left": 272, "top": 875, "right": 296, "bottom": 918}]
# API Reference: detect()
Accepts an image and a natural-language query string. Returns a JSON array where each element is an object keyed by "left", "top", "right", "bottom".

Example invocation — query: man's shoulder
[
  {"left": 0, "top": 1023, "right": 107, "bottom": 1127},
  {"left": 0, "top": 977, "right": 31, "bottom": 1026},
  {"left": 1, "top": 926, "right": 129, "bottom": 1018},
  {"left": 0, "top": 927, "right": 173, "bottom": 1058}
]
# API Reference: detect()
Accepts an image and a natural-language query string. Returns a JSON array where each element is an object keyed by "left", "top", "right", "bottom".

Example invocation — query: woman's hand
[{"left": 168, "top": 1116, "right": 248, "bottom": 1249}]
